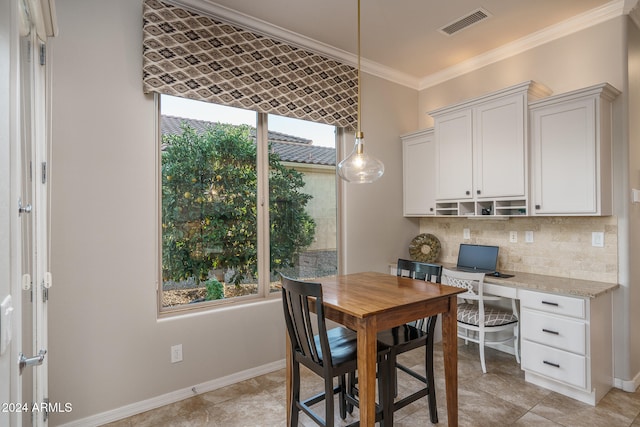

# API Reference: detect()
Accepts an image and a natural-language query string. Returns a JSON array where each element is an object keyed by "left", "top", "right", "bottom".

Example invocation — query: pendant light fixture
[{"left": 337, "top": 0, "right": 384, "bottom": 184}]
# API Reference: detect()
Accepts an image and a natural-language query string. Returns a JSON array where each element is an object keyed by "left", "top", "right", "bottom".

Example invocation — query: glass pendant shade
[
  {"left": 338, "top": 0, "right": 384, "bottom": 184},
  {"left": 337, "top": 131, "right": 384, "bottom": 183}
]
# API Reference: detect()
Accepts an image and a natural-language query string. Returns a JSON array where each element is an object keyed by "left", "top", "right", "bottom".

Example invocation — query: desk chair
[
  {"left": 376, "top": 261, "right": 442, "bottom": 424},
  {"left": 281, "top": 275, "right": 390, "bottom": 426},
  {"left": 441, "top": 268, "right": 520, "bottom": 373}
]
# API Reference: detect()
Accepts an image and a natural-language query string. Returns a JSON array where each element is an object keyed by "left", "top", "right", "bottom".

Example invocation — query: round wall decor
[{"left": 409, "top": 233, "right": 441, "bottom": 263}]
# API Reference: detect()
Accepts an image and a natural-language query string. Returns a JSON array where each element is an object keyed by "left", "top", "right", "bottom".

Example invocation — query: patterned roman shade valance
[{"left": 142, "top": 0, "right": 358, "bottom": 129}]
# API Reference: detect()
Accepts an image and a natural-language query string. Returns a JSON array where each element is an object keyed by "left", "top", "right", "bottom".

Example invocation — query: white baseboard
[
  {"left": 614, "top": 371, "right": 640, "bottom": 392},
  {"left": 57, "top": 359, "right": 286, "bottom": 427}
]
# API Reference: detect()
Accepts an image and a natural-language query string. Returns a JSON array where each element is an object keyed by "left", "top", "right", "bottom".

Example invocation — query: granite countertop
[{"left": 439, "top": 262, "right": 618, "bottom": 298}]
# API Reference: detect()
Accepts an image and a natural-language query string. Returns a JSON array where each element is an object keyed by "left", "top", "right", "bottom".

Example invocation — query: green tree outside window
[{"left": 161, "top": 122, "right": 315, "bottom": 293}]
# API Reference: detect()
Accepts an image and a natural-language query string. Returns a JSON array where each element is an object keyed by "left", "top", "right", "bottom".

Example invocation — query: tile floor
[{"left": 104, "top": 341, "right": 640, "bottom": 426}]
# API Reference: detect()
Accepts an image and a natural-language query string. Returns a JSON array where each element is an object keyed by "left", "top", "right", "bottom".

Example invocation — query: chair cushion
[
  {"left": 314, "top": 327, "right": 358, "bottom": 366},
  {"left": 457, "top": 303, "right": 518, "bottom": 326}
]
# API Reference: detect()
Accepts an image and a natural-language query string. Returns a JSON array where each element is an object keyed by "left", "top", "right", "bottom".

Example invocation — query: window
[{"left": 159, "top": 95, "right": 337, "bottom": 311}]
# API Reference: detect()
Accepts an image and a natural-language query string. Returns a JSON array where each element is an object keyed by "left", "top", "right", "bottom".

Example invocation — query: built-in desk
[{"left": 390, "top": 263, "right": 619, "bottom": 405}]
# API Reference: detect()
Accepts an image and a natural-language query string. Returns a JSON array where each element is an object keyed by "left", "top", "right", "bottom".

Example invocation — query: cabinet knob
[
  {"left": 535, "top": 204, "right": 541, "bottom": 210},
  {"left": 465, "top": 190, "right": 470, "bottom": 195},
  {"left": 477, "top": 190, "right": 481, "bottom": 195},
  {"left": 429, "top": 207, "right": 433, "bottom": 212}
]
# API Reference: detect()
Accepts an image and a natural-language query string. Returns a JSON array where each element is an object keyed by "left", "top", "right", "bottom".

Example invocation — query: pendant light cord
[{"left": 357, "top": 0, "right": 362, "bottom": 137}]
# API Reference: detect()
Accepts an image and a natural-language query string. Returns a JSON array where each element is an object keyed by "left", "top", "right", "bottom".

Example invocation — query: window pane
[
  {"left": 160, "top": 95, "right": 260, "bottom": 308},
  {"left": 267, "top": 114, "right": 337, "bottom": 288}
]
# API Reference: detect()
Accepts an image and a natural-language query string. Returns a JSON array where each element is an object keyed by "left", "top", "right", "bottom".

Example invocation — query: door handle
[{"left": 19, "top": 349, "right": 47, "bottom": 375}]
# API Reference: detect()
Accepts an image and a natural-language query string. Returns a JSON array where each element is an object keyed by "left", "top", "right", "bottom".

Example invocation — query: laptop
[{"left": 454, "top": 244, "right": 499, "bottom": 274}]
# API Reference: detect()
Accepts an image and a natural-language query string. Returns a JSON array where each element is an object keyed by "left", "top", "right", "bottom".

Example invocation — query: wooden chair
[
  {"left": 396, "top": 258, "right": 415, "bottom": 277},
  {"left": 376, "top": 261, "right": 443, "bottom": 424},
  {"left": 441, "top": 268, "right": 520, "bottom": 373},
  {"left": 280, "top": 275, "right": 390, "bottom": 426}
]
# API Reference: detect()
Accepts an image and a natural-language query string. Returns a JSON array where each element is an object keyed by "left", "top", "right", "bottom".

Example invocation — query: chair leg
[
  {"left": 379, "top": 352, "right": 393, "bottom": 427},
  {"left": 290, "top": 362, "right": 300, "bottom": 427},
  {"left": 346, "top": 372, "right": 356, "bottom": 414},
  {"left": 425, "top": 337, "right": 438, "bottom": 424},
  {"left": 479, "top": 331, "right": 487, "bottom": 374},
  {"left": 338, "top": 374, "right": 347, "bottom": 420},
  {"left": 325, "top": 375, "right": 334, "bottom": 427},
  {"left": 514, "top": 324, "right": 521, "bottom": 364}
]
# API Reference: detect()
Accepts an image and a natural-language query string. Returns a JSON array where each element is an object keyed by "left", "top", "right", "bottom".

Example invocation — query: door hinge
[
  {"left": 42, "top": 162, "right": 47, "bottom": 184},
  {"left": 39, "top": 43, "right": 46, "bottom": 66}
]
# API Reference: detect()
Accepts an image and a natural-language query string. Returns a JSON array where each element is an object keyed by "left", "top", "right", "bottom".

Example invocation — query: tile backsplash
[{"left": 419, "top": 216, "right": 618, "bottom": 284}]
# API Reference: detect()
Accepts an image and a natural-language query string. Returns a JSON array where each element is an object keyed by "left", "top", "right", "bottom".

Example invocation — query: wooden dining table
[{"left": 285, "top": 271, "right": 465, "bottom": 426}]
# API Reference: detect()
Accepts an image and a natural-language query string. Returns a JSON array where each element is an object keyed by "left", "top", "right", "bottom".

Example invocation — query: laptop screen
[{"left": 456, "top": 244, "right": 499, "bottom": 273}]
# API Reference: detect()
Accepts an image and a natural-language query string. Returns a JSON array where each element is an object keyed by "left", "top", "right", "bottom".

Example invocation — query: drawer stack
[{"left": 519, "top": 289, "right": 613, "bottom": 405}]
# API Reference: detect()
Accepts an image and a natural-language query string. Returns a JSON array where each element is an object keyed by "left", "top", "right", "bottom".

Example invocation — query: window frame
[{"left": 156, "top": 96, "right": 341, "bottom": 316}]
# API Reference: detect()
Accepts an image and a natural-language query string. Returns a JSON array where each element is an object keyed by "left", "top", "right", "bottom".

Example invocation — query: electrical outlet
[
  {"left": 509, "top": 231, "right": 517, "bottom": 243},
  {"left": 592, "top": 232, "right": 604, "bottom": 248},
  {"left": 171, "top": 344, "right": 183, "bottom": 363},
  {"left": 525, "top": 231, "right": 534, "bottom": 243},
  {"left": 463, "top": 228, "right": 470, "bottom": 240}
]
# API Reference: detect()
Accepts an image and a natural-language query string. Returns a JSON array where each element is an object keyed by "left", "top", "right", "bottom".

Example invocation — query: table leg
[
  {"left": 357, "top": 317, "right": 377, "bottom": 427},
  {"left": 285, "top": 335, "right": 292, "bottom": 426},
  {"left": 442, "top": 297, "right": 458, "bottom": 427}
]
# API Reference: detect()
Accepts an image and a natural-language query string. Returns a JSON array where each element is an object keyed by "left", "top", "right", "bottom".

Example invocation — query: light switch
[
  {"left": 463, "top": 228, "right": 470, "bottom": 239},
  {"left": 525, "top": 231, "right": 534, "bottom": 243},
  {"left": 592, "top": 232, "right": 604, "bottom": 248}
]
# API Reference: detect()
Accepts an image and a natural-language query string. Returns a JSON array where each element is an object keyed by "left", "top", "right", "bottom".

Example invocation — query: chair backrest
[
  {"left": 441, "top": 268, "right": 485, "bottom": 300},
  {"left": 280, "top": 274, "right": 331, "bottom": 368},
  {"left": 414, "top": 262, "right": 442, "bottom": 283},
  {"left": 397, "top": 258, "right": 415, "bottom": 278}
]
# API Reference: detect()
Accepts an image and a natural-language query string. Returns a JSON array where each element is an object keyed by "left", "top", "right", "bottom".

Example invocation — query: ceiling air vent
[{"left": 439, "top": 8, "right": 491, "bottom": 36}]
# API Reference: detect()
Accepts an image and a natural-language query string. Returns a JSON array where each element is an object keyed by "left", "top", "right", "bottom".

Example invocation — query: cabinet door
[
  {"left": 435, "top": 109, "right": 472, "bottom": 200},
  {"left": 530, "top": 98, "right": 597, "bottom": 214},
  {"left": 402, "top": 131, "right": 436, "bottom": 216},
  {"left": 474, "top": 94, "right": 525, "bottom": 198}
]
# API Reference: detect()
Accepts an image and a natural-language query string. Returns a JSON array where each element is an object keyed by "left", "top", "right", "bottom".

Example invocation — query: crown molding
[
  {"left": 166, "top": 0, "right": 421, "bottom": 88},
  {"left": 165, "top": 0, "right": 625, "bottom": 91},
  {"left": 628, "top": 0, "right": 640, "bottom": 27},
  {"left": 418, "top": 0, "right": 626, "bottom": 90}
]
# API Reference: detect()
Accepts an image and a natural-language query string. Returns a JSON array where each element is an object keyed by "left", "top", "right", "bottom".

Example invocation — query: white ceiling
[{"left": 178, "top": 0, "right": 638, "bottom": 89}]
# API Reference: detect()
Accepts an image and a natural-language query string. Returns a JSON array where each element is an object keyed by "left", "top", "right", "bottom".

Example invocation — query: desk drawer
[
  {"left": 520, "top": 289, "right": 585, "bottom": 319},
  {"left": 522, "top": 340, "right": 587, "bottom": 389},
  {"left": 521, "top": 309, "right": 586, "bottom": 354}
]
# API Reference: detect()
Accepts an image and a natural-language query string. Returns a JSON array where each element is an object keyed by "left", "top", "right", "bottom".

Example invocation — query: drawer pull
[
  {"left": 543, "top": 360, "right": 560, "bottom": 368},
  {"left": 541, "top": 300, "right": 559, "bottom": 307},
  {"left": 542, "top": 328, "right": 559, "bottom": 335}
]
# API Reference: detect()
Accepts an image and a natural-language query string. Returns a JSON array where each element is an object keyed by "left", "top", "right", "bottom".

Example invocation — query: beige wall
[
  {"left": 418, "top": 17, "right": 627, "bottom": 129},
  {"left": 418, "top": 16, "right": 639, "bottom": 386},
  {"left": 340, "top": 72, "right": 421, "bottom": 273},
  {"left": 626, "top": 16, "right": 640, "bottom": 383},
  {"left": 47, "top": 0, "right": 417, "bottom": 424}
]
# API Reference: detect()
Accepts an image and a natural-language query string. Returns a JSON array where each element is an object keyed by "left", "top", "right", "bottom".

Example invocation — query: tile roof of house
[{"left": 162, "top": 115, "right": 336, "bottom": 166}]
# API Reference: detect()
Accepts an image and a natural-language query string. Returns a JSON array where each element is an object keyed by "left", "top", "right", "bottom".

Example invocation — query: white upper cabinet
[
  {"left": 433, "top": 110, "right": 473, "bottom": 200},
  {"left": 529, "top": 83, "right": 620, "bottom": 216},
  {"left": 474, "top": 95, "right": 525, "bottom": 198},
  {"left": 429, "top": 81, "right": 551, "bottom": 216},
  {"left": 401, "top": 129, "right": 436, "bottom": 216}
]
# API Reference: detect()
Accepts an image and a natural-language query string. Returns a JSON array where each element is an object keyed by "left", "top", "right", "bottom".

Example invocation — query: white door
[{"left": 1, "top": 1, "right": 51, "bottom": 425}]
